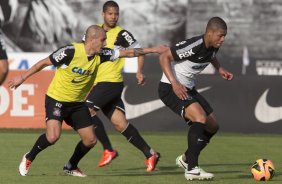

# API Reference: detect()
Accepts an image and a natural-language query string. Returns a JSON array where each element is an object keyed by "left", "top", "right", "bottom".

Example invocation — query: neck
[
  {"left": 203, "top": 34, "right": 211, "bottom": 48},
  {"left": 102, "top": 24, "right": 115, "bottom": 31}
]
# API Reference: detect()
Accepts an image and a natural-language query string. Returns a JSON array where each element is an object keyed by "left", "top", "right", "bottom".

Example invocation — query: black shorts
[
  {"left": 158, "top": 82, "right": 213, "bottom": 121},
  {"left": 45, "top": 95, "right": 93, "bottom": 130},
  {"left": 86, "top": 82, "right": 125, "bottom": 118}
]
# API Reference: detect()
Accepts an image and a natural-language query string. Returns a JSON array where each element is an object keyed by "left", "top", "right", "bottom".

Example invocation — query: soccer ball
[{"left": 251, "top": 159, "right": 275, "bottom": 181}]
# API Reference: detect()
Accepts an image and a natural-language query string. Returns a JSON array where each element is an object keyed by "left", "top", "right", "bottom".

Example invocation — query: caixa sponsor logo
[
  {"left": 178, "top": 49, "right": 195, "bottom": 59},
  {"left": 72, "top": 67, "right": 94, "bottom": 76},
  {"left": 192, "top": 63, "right": 209, "bottom": 70}
]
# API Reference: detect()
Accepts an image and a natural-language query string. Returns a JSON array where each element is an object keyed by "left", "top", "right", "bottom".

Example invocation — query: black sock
[
  {"left": 185, "top": 122, "right": 206, "bottom": 170},
  {"left": 92, "top": 116, "right": 113, "bottom": 151},
  {"left": 26, "top": 134, "right": 52, "bottom": 161},
  {"left": 203, "top": 130, "right": 216, "bottom": 144},
  {"left": 121, "top": 123, "right": 152, "bottom": 159},
  {"left": 67, "top": 141, "right": 92, "bottom": 169}
]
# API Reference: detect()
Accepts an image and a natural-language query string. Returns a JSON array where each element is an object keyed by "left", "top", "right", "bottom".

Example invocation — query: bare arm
[
  {"left": 119, "top": 45, "right": 167, "bottom": 58},
  {"left": 136, "top": 55, "right": 146, "bottom": 85},
  {"left": 8, "top": 57, "right": 53, "bottom": 89},
  {"left": 211, "top": 57, "right": 233, "bottom": 80},
  {"left": 159, "top": 48, "right": 188, "bottom": 100}
]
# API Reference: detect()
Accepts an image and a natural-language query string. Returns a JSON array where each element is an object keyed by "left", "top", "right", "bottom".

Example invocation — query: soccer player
[
  {"left": 0, "top": 31, "right": 8, "bottom": 85},
  {"left": 82, "top": 1, "right": 160, "bottom": 172},
  {"left": 158, "top": 17, "right": 233, "bottom": 180},
  {"left": 9, "top": 25, "right": 164, "bottom": 177}
]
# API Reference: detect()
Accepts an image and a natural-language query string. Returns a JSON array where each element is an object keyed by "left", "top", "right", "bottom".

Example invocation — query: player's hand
[
  {"left": 8, "top": 75, "right": 25, "bottom": 89},
  {"left": 219, "top": 67, "right": 233, "bottom": 81},
  {"left": 171, "top": 82, "right": 188, "bottom": 100},
  {"left": 136, "top": 72, "right": 146, "bottom": 86}
]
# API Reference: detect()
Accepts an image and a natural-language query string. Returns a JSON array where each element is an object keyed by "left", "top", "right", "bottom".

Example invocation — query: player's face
[
  {"left": 209, "top": 29, "right": 227, "bottom": 48},
  {"left": 103, "top": 7, "right": 119, "bottom": 29},
  {"left": 93, "top": 32, "right": 107, "bottom": 53}
]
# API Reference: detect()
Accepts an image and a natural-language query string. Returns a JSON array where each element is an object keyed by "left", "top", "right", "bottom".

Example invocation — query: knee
[
  {"left": 46, "top": 134, "right": 60, "bottom": 144},
  {"left": 212, "top": 123, "right": 220, "bottom": 133},
  {"left": 193, "top": 115, "right": 207, "bottom": 124},
  {"left": 83, "top": 136, "right": 97, "bottom": 147}
]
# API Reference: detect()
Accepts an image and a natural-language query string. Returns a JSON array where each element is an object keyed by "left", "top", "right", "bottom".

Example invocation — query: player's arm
[
  {"left": 119, "top": 46, "right": 167, "bottom": 58},
  {"left": 9, "top": 44, "right": 74, "bottom": 89},
  {"left": 159, "top": 48, "right": 188, "bottom": 100},
  {"left": 8, "top": 57, "right": 52, "bottom": 89},
  {"left": 136, "top": 55, "right": 145, "bottom": 85},
  {"left": 211, "top": 57, "right": 233, "bottom": 80}
]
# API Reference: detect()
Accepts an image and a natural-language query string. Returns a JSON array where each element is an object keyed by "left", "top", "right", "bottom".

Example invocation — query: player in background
[
  {"left": 9, "top": 25, "right": 165, "bottom": 177},
  {"left": 82, "top": 1, "right": 160, "bottom": 172},
  {"left": 158, "top": 17, "right": 233, "bottom": 180},
  {"left": 0, "top": 0, "right": 18, "bottom": 85}
]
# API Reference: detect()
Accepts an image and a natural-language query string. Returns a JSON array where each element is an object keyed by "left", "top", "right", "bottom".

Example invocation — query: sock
[
  {"left": 203, "top": 130, "right": 216, "bottom": 144},
  {"left": 185, "top": 122, "right": 206, "bottom": 170},
  {"left": 67, "top": 141, "right": 92, "bottom": 169},
  {"left": 92, "top": 116, "right": 113, "bottom": 151},
  {"left": 26, "top": 134, "right": 52, "bottom": 161},
  {"left": 121, "top": 123, "right": 152, "bottom": 159}
]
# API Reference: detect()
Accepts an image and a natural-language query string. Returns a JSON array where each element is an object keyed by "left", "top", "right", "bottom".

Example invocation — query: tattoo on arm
[{"left": 134, "top": 48, "right": 145, "bottom": 56}]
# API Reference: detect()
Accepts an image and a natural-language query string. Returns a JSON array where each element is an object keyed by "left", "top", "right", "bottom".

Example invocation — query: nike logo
[
  {"left": 71, "top": 78, "right": 83, "bottom": 83},
  {"left": 122, "top": 86, "right": 211, "bottom": 119},
  {"left": 86, "top": 100, "right": 94, "bottom": 104},
  {"left": 255, "top": 89, "right": 282, "bottom": 123},
  {"left": 197, "top": 138, "right": 204, "bottom": 142}
]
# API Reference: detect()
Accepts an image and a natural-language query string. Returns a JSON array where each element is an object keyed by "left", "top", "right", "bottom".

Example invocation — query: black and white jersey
[
  {"left": 49, "top": 44, "right": 120, "bottom": 67},
  {"left": 160, "top": 35, "right": 218, "bottom": 89}
]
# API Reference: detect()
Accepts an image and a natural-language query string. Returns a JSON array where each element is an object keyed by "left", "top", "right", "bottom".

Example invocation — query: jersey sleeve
[
  {"left": 170, "top": 40, "right": 192, "bottom": 61},
  {"left": 49, "top": 44, "right": 75, "bottom": 67},
  {"left": 170, "top": 37, "right": 203, "bottom": 61},
  {"left": 114, "top": 30, "right": 140, "bottom": 48},
  {"left": 100, "top": 48, "right": 120, "bottom": 63}
]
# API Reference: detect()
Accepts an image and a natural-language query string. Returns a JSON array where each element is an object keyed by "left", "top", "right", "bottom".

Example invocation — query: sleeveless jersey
[
  {"left": 94, "top": 24, "right": 140, "bottom": 83},
  {"left": 46, "top": 42, "right": 121, "bottom": 103}
]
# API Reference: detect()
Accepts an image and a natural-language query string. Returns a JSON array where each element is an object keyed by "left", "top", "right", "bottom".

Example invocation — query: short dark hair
[
  {"left": 206, "top": 17, "right": 227, "bottom": 32},
  {"left": 103, "top": 1, "right": 119, "bottom": 12}
]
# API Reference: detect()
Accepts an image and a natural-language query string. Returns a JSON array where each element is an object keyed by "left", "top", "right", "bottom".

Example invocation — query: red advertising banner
[{"left": 0, "top": 71, "right": 70, "bottom": 129}]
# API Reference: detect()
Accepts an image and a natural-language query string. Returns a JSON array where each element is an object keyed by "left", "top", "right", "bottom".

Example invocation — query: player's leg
[
  {"left": 64, "top": 125, "right": 96, "bottom": 177},
  {"left": 63, "top": 104, "right": 96, "bottom": 177},
  {"left": 88, "top": 108, "right": 117, "bottom": 167},
  {"left": 183, "top": 103, "right": 208, "bottom": 170},
  {"left": 203, "top": 113, "right": 219, "bottom": 145},
  {"left": 158, "top": 83, "right": 213, "bottom": 180},
  {"left": 85, "top": 82, "right": 120, "bottom": 166},
  {"left": 109, "top": 108, "right": 160, "bottom": 172},
  {"left": 0, "top": 59, "right": 9, "bottom": 85},
  {"left": 19, "top": 96, "right": 63, "bottom": 176}
]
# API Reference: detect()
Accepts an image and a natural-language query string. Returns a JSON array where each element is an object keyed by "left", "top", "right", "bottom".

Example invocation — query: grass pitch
[{"left": 0, "top": 129, "right": 281, "bottom": 184}]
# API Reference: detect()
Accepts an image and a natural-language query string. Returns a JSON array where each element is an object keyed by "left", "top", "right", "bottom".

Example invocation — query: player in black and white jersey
[{"left": 158, "top": 17, "right": 233, "bottom": 181}]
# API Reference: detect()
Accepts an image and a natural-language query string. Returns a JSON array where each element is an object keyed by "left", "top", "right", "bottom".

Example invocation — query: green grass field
[{"left": 0, "top": 129, "right": 281, "bottom": 184}]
